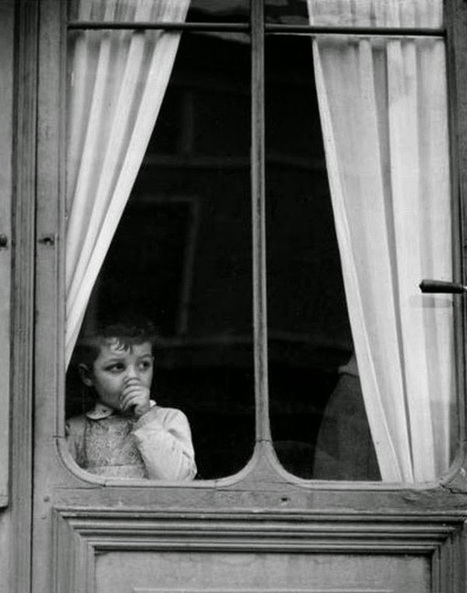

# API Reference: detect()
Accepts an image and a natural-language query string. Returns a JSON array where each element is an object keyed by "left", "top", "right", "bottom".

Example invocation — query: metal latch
[{"left": 419, "top": 279, "right": 467, "bottom": 294}]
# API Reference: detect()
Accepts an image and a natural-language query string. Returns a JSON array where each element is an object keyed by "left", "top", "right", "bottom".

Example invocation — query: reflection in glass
[
  {"left": 187, "top": 0, "right": 249, "bottom": 22},
  {"left": 266, "top": 33, "right": 457, "bottom": 482},
  {"left": 66, "top": 31, "right": 254, "bottom": 480},
  {"left": 265, "top": 0, "right": 308, "bottom": 25}
]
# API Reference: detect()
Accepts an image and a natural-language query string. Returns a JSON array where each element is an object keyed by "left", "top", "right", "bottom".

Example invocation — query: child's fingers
[
  {"left": 120, "top": 391, "right": 150, "bottom": 418},
  {"left": 121, "top": 381, "right": 146, "bottom": 395},
  {"left": 123, "top": 377, "right": 141, "bottom": 388},
  {"left": 121, "top": 388, "right": 148, "bottom": 405},
  {"left": 120, "top": 389, "right": 149, "bottom": 411},
  {"left": 120, "top": 390, "right": 144, "bottom": 405},
  {"left": 122, "top": 384, "right": 144, "bottom": 395}
]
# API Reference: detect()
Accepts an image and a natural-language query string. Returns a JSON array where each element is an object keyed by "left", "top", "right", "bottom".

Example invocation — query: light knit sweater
[{"left": 66, "top": 402, "right": 197, "bottom": 481}]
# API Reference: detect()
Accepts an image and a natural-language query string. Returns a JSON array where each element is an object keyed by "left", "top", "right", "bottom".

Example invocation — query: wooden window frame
[
  {"left": 55, "top": 0, "right": 467, "bottom": 490},
  {"left": 0, "top": 0, "right": 14, "bottom": 509}
]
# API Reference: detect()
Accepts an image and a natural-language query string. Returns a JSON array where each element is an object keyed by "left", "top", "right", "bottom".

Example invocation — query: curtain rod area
[
  {"left": 67, "top": 21, "right": 249, "bottom": 31},
  {"left": 67, "top": 21, "right": 445, "bottom": 38}
]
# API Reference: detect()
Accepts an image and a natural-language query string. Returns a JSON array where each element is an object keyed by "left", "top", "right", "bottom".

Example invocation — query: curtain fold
[
  {"left": 66, "top": 0, "right": 190, "bottom": 364},
  {"left": 308, "top": 0, "right": 454, "bottom": 481}
]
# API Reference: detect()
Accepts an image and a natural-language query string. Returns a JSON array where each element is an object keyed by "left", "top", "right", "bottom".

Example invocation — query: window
[
  {"left": 63, "top": 0, "right": 458, "bottom": 485},
  {"left": 19, "top": 2, "right": 467, "bottom": 591}
]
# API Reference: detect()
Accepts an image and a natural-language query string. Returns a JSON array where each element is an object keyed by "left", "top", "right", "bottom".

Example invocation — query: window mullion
[{"left": 251, "top": 0, "right": 270, "bottom": 444}]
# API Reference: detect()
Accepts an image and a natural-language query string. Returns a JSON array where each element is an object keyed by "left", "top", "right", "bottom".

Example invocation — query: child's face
[{"left": 81, "top": 339, "right": 154, "bottom": 411}]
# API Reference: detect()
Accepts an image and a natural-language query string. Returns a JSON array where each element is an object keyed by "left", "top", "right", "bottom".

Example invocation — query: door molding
[{"left": 53, "top": 509, "right": 466, "bottom": 593}]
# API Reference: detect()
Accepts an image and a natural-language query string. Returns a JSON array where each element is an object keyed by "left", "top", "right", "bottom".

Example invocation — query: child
[{"left": 66, "top": 319, "right": 197, "bottom": 481}]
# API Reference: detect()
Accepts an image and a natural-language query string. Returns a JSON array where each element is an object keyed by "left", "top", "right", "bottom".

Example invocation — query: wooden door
[{"left": 21, "top": 1, "right": 467, "bottom": 592}]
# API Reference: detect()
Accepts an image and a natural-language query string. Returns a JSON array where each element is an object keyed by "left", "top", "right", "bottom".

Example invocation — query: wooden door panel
[
  {"left": 53, "top": 510, "right": 462, "bottom": 593},
  {"left": 95, "top": 552, "right": 429, "bottom": 593}
]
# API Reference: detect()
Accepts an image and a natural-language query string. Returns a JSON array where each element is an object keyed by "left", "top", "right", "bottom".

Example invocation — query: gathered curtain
[
  {"left": 66, "top": 0, "right": 190, "bottom": 365},
  {"left": 308, "top": 0, "right": 455, "bottom": 481}
]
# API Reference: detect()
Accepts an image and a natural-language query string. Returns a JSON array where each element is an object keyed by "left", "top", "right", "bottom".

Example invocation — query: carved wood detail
[
  {"left": 52, "top": 510, "right": 465, "bottom": 593},
  {"left": 133, "top": 590, "right": 391, "bottom": 593}
]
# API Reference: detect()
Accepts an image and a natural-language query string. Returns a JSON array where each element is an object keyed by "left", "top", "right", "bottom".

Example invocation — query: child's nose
[{"left": 126, "top": 365, "right": 138, "bottom": 379}]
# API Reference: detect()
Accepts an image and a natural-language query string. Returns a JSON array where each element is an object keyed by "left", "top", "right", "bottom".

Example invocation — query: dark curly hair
[{"left": 71, "top": 316, "right": 159, "bottom": 369}]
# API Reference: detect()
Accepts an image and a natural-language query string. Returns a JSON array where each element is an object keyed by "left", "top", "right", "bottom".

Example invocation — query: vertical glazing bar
[{"left": 251, "top": 0, "right": 270, "bottom": 443}]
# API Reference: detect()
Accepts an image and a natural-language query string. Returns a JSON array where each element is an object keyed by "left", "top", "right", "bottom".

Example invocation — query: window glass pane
[
  {"left": 265, "top": 0, "right": 444, "bottom": 28},
  {"left": 65, "top": 30, "right": 254, "bottom": 481},
  {"left": 265, "top": 35, "right": 368, "bottom": 480},
  {"left": 265, "top": 0, "right": 308, "bottom": 25},
  {"left": 188, "top": 0, "right": 249, "bottom": 23},
  {"left": 266, "top": 34, "right": 458, "bottom": 482},
  {"left": 68, "top": 0, "right": 250, "bottom": 23}
]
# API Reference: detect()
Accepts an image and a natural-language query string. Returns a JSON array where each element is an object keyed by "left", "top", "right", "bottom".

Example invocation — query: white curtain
[
  {"left": 308, "top": 0, "right": 455, "bottom": 481},
  {"left": 66, "top": 0, "right": 190, "bottom": 364}
]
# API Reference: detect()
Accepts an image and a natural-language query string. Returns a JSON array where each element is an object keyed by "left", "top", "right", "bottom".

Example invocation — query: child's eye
[
  {"left": 138, "top": 360, "right": 152, "bottom": 371},
  {"left": 105, "top": 363, "right": 125, "bottom": 373}
]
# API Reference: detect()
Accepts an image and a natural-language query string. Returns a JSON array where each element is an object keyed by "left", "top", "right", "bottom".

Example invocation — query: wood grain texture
[
  {"left": 7, "top": 1, "right": 38, "bottom": 593},
  {"left": 0, "top": 0, "right": 14, "bottom": 509},
  {"left": 52, "top": 509, "right": 464, "bottom": 593}
]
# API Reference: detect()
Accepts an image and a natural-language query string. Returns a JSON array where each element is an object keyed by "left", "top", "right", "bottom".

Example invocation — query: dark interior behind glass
[
  {"left": 265, "top": 35, "right": 379, "bottom": 481},
  {"left": 66, "top": 32, "right": 255, "bottom": 480},
  {"left": 66, "top": 28, "right": 379, "bottom": 482}
]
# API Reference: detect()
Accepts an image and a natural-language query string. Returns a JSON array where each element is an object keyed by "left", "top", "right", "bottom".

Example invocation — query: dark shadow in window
[
  {"left": 66, "top": 33, "right": 254, "bottom": 481},
  {"left": 265, "top": 35, "right": 379, "bottom": 481}
]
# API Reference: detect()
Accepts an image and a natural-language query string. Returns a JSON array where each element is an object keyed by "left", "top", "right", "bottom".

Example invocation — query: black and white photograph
[{"left": 1, "top": 0, "right": 467, "bottom": 591}]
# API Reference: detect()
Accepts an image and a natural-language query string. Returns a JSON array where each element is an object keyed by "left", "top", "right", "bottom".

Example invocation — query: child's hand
[{"left": 120, "top": 378, "right": 151, "bottom": 419}]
